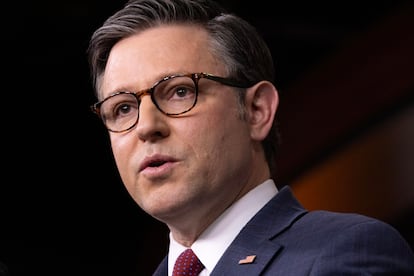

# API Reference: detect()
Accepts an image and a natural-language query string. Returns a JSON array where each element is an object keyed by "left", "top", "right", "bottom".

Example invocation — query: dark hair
[{"left": 87, "top": 0, "right": 281, "bottom": 178}]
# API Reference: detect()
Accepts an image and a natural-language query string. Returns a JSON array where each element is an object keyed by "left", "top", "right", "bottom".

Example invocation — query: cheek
[
  {"left": 183, "top": 108, "right": 248, "bottom": 168},
  {"left": 109, "top": 135, "right": 136, "bottom": 183}
]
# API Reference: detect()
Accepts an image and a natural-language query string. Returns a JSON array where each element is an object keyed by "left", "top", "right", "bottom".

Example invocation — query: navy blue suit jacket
[{"left": 153, "top": 186, "right": 414, "bottom": 275}]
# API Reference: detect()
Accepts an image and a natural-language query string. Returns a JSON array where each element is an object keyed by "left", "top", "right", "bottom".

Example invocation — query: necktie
[{"left": 172, "top": 248, "right": 204, "bottom": 276}]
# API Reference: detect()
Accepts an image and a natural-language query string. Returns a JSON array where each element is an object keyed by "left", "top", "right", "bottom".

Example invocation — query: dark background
[{"left": 3, "top": 1, "right": 414, "bottom": 275}]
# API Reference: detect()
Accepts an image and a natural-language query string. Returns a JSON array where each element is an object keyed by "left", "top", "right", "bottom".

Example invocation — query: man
[{"left": 87, "top": 0, "right": 414, "bottom": 275}]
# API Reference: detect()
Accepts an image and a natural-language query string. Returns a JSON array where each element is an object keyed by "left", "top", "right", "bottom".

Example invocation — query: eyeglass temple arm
[{"left": 201, "top": 73, "right": 252, "bottom": 88}]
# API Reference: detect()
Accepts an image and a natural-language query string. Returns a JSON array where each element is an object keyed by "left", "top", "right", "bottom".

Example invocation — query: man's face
[{"left": 100, "top": 25, "right": 255, "bottom": 231}]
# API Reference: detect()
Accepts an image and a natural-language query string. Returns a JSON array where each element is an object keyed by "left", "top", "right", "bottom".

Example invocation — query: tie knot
[{"left": 173, "top": 248, "right": 204, "bottom": 276}]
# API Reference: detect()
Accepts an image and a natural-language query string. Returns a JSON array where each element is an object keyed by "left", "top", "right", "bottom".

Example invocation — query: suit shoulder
[
  {"left": 290, "top": 209, "right": 414, "bottom": 254},
  {"left": 299, "top": 209, "right": 396, "bottom": 233}
]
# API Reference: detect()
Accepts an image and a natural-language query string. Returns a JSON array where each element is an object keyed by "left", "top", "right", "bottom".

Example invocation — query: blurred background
[{"left": 2, "top": 0, "right": 413, "bottom": 275}]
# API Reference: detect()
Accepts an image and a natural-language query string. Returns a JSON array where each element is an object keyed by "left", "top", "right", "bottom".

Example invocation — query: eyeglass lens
[{"left": 99, "top": 75, "right": 198, "bottom": 132}]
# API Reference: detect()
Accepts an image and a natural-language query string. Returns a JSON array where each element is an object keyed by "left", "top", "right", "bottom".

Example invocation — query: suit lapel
[
  {"left": 152, "top": 255, "right": 168, "bottom": 276},
  {"left": 152, "top": 186, "right": 307, "bottom": 276},
  {"left": 211, "top": 186, "right": 307, "bottom": 275}
]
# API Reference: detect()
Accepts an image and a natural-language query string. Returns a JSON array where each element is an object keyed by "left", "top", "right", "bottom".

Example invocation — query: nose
[{"left": 135, "top": 95, "right": 170, "bottom": 141}]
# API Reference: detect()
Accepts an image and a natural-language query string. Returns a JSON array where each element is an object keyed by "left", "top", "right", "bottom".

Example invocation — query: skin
[{"left": 100, "top": 24, "right": 279, "bottom": 247}]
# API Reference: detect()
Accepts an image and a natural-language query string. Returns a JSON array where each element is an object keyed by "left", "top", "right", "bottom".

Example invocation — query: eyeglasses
[{"left": 90, "top": 72, "right": 250, "bottom": 133}]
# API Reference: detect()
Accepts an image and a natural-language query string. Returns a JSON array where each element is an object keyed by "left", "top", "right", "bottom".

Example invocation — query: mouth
[
  {"left": 139, "top": 155, "right": 176, "bottom": 172},
  {"left": 147, "top": 160, "right": 167, "bottom": 168}
]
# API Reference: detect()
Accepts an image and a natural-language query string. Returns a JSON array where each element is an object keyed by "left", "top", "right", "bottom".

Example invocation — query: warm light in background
[{"left": 292, "top": 102, "right": 414, "bottom": 222}]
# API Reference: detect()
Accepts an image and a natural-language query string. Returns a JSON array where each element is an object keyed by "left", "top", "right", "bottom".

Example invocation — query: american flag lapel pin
[{"left": 238, "top": 255, "right": 256, "bottom": 264}]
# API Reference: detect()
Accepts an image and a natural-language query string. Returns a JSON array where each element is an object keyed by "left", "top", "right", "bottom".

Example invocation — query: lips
[{"left": 139, "top": 154, "right": 177, "bottom": 172}]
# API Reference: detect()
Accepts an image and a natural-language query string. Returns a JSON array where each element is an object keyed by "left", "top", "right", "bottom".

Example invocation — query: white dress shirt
[{"left": 168, "top": 179, "right": 278, "bottom": 275}]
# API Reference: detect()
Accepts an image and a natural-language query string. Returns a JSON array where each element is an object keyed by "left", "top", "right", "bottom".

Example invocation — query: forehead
[{"left": 100, "top": 24, "right": 225, "bottom": 98}]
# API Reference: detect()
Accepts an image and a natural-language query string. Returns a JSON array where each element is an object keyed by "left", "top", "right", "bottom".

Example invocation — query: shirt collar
[{"left": 168, "top": 179, "right": 278, "bottom": 275}]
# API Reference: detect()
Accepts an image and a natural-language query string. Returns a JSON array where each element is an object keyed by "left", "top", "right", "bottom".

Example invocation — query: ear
[{"left": 245, "top": 81, "right": 279, "bottom": 141}]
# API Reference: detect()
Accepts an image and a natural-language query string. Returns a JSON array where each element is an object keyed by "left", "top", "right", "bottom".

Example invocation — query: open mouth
[
  {"left": 148, "top": 160, "right": 167, "bottom": 167},
  {"left": 140, "top": 155, "right": 176, "bottom": 172}
]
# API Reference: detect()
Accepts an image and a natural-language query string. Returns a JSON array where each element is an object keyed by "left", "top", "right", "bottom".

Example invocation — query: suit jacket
[{"left": 153, "top": 186, "right": 414, "bottom": 275}]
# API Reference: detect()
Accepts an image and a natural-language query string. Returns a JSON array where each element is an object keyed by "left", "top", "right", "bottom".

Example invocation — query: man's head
[{"left": 88, "top": 0, "right": 279, "bottom": 241}]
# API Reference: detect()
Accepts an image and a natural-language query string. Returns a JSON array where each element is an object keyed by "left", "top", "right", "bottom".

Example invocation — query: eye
[
  {"left": 114, "top": 102, "right": 134, "bottom": 117},
  {"left": 148, "top": 76, "right": 199, "bottom": 115},
  {"left": 156, "top": 76, "right": 196, "bottom": 101},
  {"left": 172, "top": 86, "right": 194, "bottom": 99},
  {"left": 101, "top": 93, "right": 139, "bottom": 121}
]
